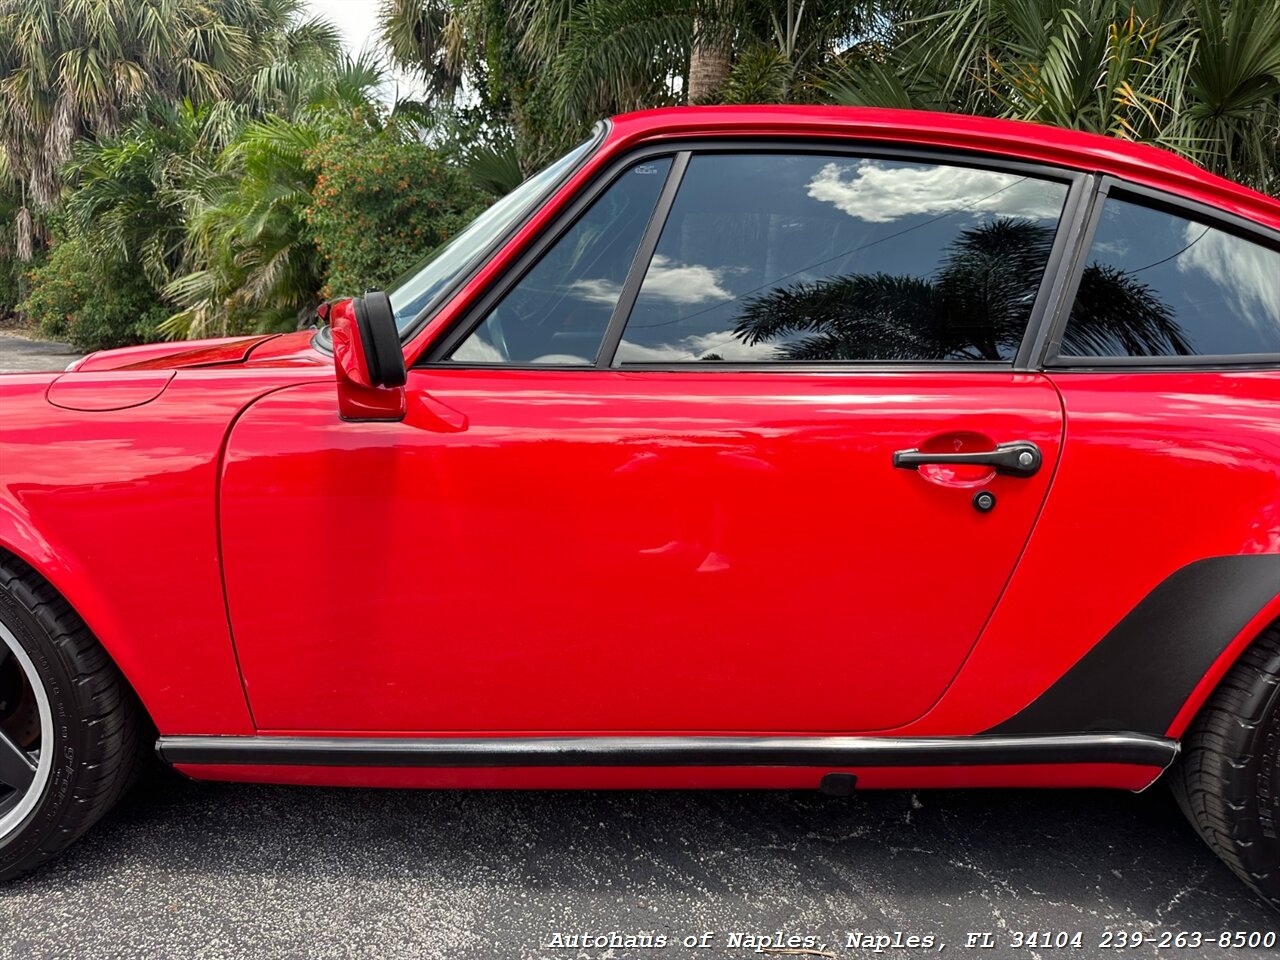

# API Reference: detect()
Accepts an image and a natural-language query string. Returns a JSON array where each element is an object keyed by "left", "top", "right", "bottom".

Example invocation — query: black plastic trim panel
[
  {"left": 157, "top": 732, "right": 1175, "bottom": 769},
  {"left": 990, "top": 555, "right": 1280, "bottom": 736}
]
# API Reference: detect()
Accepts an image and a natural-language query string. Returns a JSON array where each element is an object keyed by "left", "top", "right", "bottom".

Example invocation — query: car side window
[
  {"left": 448, "top": 157, "right": 672, "bottom": 365},
  {"left": 614, "top": 153, "right": 1070, "bottom": 363},
  {"left": 1058, "top": 195, "right": 1280, "bottom": 359}
]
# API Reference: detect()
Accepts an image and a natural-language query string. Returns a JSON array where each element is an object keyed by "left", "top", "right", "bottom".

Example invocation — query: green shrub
[
  {"left": 18, "top": 237, "right": 168, "bottom": 351},
  {"left": 306, "top": 133, "right": 488, "bottom": 300}
]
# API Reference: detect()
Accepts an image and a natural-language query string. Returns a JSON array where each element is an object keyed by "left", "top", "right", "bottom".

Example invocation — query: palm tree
[
  {"left": 0, "top": 0, "right": 234, "bottom": 258},
  {"left": 378, "top": 0, "right": 600, "bottom": 170},
  {"left": 378, "top": 0, "right": 468, "bottom": 101},
  {"left": 163, "top": 53, "right": 392, "bottom": 339},
  {"left": 825, "top": 0, "right": 1280, "bottom": 196},
  {"left": 0, "top": 0, "right": 343, "bottom": 262},
  {"left": 65, "top": 101, "right": 235, "bottom": 291},
  {"left": 732, "top": 218, "right": 1191, "bottom": 360},
  {"left": 161, "top": 114, "right": 326, "bottom": 339},
  {"left": 526, "top": 0, "right": 876, "bottom": 115},
  {"left": 236, "top": 0, "right": 347, "bottom": 115},
  {"left": 377, "top": 0, "right": 874, "bottom": 168}
]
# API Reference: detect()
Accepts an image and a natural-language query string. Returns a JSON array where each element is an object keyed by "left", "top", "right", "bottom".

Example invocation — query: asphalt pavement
[
  {"left": 0, "top": 331, "right": 1276, "bottom": 959},
  {"left": 0, "top": 330, "right": 80, "bottom": 373},
  {"left": 1, "top": 773, "right": 1276, "bottom": 960}
]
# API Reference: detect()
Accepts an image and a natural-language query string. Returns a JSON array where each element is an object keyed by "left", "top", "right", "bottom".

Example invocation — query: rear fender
[{"left": 1166, "top": 591, "right": 1280, "bottom": 739}]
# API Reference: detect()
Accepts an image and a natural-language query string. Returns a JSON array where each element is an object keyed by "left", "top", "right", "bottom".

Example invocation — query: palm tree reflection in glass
[{"left": 727, "top": 219, "right": 1192, "bottom": 361}]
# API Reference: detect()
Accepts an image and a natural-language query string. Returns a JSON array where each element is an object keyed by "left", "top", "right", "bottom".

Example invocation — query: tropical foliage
[
  {"left": 0, "top": 0, "right": 1276, "bottom": 350},
  {"left": 307, "top": 130, "right": 487, "bottom": 299},
  {"left": 20, "top": 234, "right": 169, "bottom": 349},
  {"left": 378, "top": 0, "right": 878, "bottom": 169},
  {"left": 0, "top": 0, "right": 343, "bottom": 254},
  {"left": 2, "top": 0, "right": 486, "bottom": 347},
  {"left": 826, "top": 0, "right": 1280, "bottom": 195}
]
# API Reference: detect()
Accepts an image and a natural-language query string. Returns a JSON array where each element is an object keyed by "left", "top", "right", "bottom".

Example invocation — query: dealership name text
[{"left": 545, "top": 930, "right": 940, "bottom": 952}]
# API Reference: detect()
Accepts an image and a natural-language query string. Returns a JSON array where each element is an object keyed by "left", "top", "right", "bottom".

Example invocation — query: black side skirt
[{"left": 156, "top": 732, "right": 1176, "bottom": 769}]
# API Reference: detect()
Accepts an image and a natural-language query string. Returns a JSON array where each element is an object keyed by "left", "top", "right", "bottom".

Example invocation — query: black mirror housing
[{"left": 352, "top": 291, "right": 407, "bottom": 388}]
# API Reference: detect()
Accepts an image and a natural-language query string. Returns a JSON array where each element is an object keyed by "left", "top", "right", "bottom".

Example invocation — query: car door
[{"left": 220, "top": 145, "right": 1080, "bottom": 734}]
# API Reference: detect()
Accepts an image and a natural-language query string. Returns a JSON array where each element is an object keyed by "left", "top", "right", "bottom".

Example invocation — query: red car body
[{"left": 2, "top": 106, "right": 1278, "bottom": 796}]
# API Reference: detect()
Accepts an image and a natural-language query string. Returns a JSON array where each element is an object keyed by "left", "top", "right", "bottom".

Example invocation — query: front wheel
[
  {"left": 0, "top": 554, "right": 145, "bottom": 881},
  {"left": 1174, "top": 624, "right": 1280, "bottom": 909}
]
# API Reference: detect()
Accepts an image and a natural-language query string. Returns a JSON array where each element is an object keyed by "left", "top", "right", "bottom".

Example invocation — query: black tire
[
  {"left": 1173, "top": 623, "right": 1280, "bottom": 908},
  {"left": 0, "top": 552, "right": 147, "bottom": 882}
]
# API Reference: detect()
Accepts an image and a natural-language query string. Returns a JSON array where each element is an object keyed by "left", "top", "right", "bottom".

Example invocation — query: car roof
[{"left": 605, "top": 105, "right": 1280, "bottom": 233}]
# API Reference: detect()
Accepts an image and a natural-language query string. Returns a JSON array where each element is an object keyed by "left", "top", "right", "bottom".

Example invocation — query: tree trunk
[
  {"left": 16, "top": 205, "right": 32, "bottom": 263},
  {"left": 688, "top": 20, "right": 731, "bottom": 103}
]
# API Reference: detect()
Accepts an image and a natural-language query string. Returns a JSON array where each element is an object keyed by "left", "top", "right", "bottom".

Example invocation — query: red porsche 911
[{"left": 1, "top": 107, "right": 1278, "bottom": 903}]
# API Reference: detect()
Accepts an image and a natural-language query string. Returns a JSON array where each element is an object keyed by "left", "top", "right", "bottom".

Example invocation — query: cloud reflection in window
[
  {"left": 806, "top": 160, "right": 1063, "bottom": 224},
  {"left": 1178, "top": 222, "right": 1280, "bottom": 334}
]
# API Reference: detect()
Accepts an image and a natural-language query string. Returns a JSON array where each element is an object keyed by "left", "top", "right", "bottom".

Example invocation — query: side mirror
[{"left": 331, "top": 291, "right": 407, "bottom": 421}]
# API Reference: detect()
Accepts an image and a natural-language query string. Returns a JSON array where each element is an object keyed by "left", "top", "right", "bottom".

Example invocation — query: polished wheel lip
[{"left": 0, "top": 620, "right": 54, "bottom": 841}]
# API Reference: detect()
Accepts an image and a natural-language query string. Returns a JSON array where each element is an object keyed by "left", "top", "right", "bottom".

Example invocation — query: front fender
[{"left": 0, "top": 369, "right": 325, "bottom": 735}]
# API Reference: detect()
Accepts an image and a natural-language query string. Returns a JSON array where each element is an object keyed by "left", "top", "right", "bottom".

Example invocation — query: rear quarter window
[{"left": 1058, "top": 194, "right": 1280, "bottom": 360}]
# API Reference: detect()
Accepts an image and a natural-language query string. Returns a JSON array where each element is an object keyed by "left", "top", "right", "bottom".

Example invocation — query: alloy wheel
[{"left": 0, "top": 621, "right": 53, "bottom": 840}]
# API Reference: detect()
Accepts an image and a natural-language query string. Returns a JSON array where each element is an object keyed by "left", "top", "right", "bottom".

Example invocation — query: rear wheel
[
  {"left": 1174, "top": 624, "right": 1280, "bottom": 908},
  {"left": 0, "top": 553, "right": 145, "bottom": 881}
]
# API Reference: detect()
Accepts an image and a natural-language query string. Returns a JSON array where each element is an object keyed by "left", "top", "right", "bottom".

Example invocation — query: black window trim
[
  {"left": 1042, "top": 175, "right": 1280, "bottom": 371},
  {"left": 423, "top": 148, "right": 689, "bottom": 366},
  {"left": 418, "top": 138, "right": 1092, "bottom": 374},
  {"left": 595, "top": 152, "right": 691, "bottom": 366}
]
